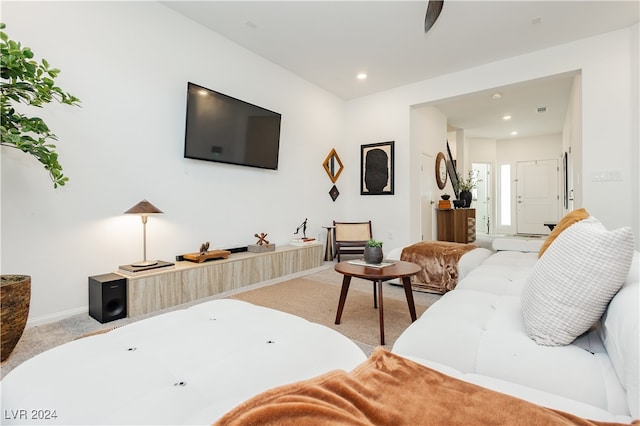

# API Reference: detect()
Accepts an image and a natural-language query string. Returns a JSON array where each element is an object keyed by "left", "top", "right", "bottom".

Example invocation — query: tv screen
[{"left": 184, "top": 82, "right": 281, "bottom": 170}]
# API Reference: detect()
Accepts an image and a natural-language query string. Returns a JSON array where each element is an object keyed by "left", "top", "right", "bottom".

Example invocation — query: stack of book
[
  {"left": 118, "top": 260, "right": 175, "bottom": 275},
  {"left": 290, "top": 238, "right": 317, "bottom": 246}
]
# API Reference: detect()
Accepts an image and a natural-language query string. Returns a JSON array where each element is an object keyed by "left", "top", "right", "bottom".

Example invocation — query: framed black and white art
[{"left": 360, "top": 141, "right": 394, "bottom": 195}]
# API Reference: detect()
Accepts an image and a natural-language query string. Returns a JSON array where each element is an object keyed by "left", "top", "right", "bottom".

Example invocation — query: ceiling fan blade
[{"left": 424, "top": 0, "right": 444, "bottom": 34}]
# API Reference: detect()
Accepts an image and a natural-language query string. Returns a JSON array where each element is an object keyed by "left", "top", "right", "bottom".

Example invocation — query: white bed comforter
[{"left": 1, "top": 299, "right": 367, "bottom": 425}]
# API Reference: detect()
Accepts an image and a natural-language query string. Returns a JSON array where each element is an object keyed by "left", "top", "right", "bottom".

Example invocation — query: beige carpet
[{"left": 231, "top": 276, "right": 429, "bottom": 349}]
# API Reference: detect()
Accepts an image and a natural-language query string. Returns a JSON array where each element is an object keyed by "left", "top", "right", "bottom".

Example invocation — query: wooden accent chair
[{"left": 333, "top": 221, "right": 373, "bottom": 262}]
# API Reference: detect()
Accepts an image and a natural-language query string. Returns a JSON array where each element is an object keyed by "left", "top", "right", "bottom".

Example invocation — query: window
[{"left": 500, "top": 164, "right": 511, "bottom": 226}]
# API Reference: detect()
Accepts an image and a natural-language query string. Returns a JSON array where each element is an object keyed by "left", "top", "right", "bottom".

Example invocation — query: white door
[
  {"left": 516, "top": 160, "right": 560, "bottom": 235},
  {"left": 420, "top": 153, "right": 434, "bottom": 241}
]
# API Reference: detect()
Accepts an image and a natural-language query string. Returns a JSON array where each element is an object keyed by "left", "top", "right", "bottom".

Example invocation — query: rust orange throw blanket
[
  {"left": 400, "top": 240, "right": 477, "bottom": 293},
  {"left": 215, "top": 348, "right": 631, "bottom": 426}
]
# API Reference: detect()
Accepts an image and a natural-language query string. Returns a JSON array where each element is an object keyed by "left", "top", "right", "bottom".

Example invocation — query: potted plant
[
  {"left": 364, "top": 239, "right": 384, "bottom": 264},
  {"left": 0, "top": 23, "right": 80, "bottom": 361},
  {"left": 456, "top": 170, "right": 479, "bottom": 207},
  {"left": 1, "top": 275, "right": 31, "bottom": 362}
]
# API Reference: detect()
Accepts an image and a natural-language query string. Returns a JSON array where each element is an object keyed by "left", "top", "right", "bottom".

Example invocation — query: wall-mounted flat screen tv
[{"left": 184, "top": 82, "right": 281, "bottom": 170}]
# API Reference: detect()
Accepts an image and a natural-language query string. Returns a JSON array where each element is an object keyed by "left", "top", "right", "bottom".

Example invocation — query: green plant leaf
[{"left": 1, "top": 23, "right": 80, "bottom": 188}]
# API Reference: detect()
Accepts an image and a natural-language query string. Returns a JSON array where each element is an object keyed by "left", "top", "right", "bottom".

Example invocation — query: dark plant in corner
[{"left": 0, "top": 22, "right": 80, "bottom": 188}]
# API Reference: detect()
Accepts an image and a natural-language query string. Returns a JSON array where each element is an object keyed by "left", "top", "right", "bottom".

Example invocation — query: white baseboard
[{"left": 27, "top": 306, "right": 88, "bottom": 327}]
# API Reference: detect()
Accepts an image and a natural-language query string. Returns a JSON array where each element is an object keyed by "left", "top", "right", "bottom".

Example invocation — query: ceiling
[{"left": 162, "top": 1, "right": 638, "bottom": 140}]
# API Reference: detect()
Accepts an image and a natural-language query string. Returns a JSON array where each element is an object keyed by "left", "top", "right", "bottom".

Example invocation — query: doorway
[
  {"left": 420, "top": 153, "right": 434, "bottom": 241},
  {"left": 516, "top": 159, "right": 560, "bottom": 235}
]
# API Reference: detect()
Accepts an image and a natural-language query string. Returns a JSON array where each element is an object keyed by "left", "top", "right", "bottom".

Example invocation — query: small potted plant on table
[{"left": 364, "top": 239, "right": 384, "bottom": 264}]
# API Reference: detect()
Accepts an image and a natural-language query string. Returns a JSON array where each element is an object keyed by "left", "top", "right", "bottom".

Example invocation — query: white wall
[
  {"left": 410, "top": 106, "right": 448, "bottom": 241},
  {"left": 1, "top": 2, "right": 347, "bottom": 324},
  {"left": 345, "top": 24, "right": 639, "bottom": 251},
  {"left": 2, "top": 3, "right": 638, "bottom": 325},
  {"left": 562, "top": 75, "right": 583, "bottom": 213}
]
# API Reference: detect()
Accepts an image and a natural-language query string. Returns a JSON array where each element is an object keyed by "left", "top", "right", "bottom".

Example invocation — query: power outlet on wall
[{"left": 387, "top": 231, "right": 393, "bottom": 240}]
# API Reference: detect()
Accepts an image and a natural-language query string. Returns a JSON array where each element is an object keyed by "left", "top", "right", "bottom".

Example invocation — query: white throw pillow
[{"left": 522, "top": 217, "right": 634, "bottom": 346}]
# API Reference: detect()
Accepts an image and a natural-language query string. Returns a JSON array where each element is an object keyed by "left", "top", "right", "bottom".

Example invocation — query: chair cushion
[{"left": 522, "top": 217, "right": 634, "bottom": 346}]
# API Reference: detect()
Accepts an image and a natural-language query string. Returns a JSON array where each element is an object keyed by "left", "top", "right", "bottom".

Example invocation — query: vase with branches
[
  {"left": 456, "top": 170, "right": 479, "bottom": 207},
  {"left": 0, "top": 22, "right": 81, "bottom": 188}
]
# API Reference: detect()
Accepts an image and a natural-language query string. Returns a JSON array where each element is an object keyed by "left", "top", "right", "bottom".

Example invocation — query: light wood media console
[{"left": 118, "top": 244, "right": 323, "bottom": 317}]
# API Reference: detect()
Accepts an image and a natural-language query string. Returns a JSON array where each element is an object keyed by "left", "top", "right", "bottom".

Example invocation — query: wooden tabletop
[{"left": 335, "top": 260, "right": 421, "bottom": 281}]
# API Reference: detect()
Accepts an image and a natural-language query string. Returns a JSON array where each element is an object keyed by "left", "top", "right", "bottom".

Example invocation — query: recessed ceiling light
[
  {"left": 357, "top": 73, "right": 367, "bottom": 80},
  {"left": 492, "top": 93, "right": 502, "bottom": 100},
  {"left": 511, "top": 131, "right": 518, "bottom": 135},
  {"left": 502, "top": 115, "right": 512, "bottom": 121}
]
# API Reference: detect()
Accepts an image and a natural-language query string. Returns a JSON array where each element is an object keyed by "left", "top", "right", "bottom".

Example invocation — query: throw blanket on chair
[
  {"left": 215, "top": 348, "right": 630, "bottom": 426},
  {"left": 400, "top": 240, "right": 477, "bottom": 294}
]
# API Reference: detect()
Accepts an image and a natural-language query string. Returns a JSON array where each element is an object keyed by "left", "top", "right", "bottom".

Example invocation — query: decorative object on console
[
  {"left": 456, "top": 169, "right": 478, "bottom": 208},
  {"left": 323, "top": 148, "right": 344, "bottom": 183},
  {"left": 363, "top": 239, "right": 384, "bottom": 264},
  {"left": 294, "top": 218, "right": 308, "bottom": 239},
  {"left": 361, "top": 141, "right": 394, "bottom": 195},
  {"left": 290, "top": 238, "right": 317, "bottom": 247},
  {"left": 249, "top": 233, "right": 275, "bottom": 252},
  {"left": 254, "top": 233, "right": 269, "bottom": 245},
  {"left": 183, "top": 246, "right": 231, "bottom": 263},
  {"left": 438, "top": 194, "right": 452, "bottom": 209},
  {"left": 199, "top": 241, "right": 210, "bottom": 255},
  {"left": 329, "top": 185, "right": 340, "bottom": 201},
  {"left": 124, "top": 199, "right": 164, "bottom": 267}
]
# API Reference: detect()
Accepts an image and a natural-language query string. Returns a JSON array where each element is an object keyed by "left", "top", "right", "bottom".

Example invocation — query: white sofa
[{"left": 392, "top": 238, "right": 639, "bottom": 423}]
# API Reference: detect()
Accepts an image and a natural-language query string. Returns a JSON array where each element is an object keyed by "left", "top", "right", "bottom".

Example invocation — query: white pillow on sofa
[
  {"left": 522, "top": 217, "right": 634, "bottom": 347},
  {"left": 599, "top": 252, "right": 639, "bottom": 419}
]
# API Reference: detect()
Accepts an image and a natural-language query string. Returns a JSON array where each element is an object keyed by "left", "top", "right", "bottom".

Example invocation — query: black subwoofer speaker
[{"left": 88, "top": 273, "right": 127, "bottom": 323}]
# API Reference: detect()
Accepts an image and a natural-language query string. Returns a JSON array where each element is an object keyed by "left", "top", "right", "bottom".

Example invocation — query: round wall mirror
[{"left": 435, "top": 151, "right": 447, "bottom": 189}]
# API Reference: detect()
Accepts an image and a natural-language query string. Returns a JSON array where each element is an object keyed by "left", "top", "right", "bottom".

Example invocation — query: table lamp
[{"left": 124, "top": 199, "right": 163, "bottom": 267}]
